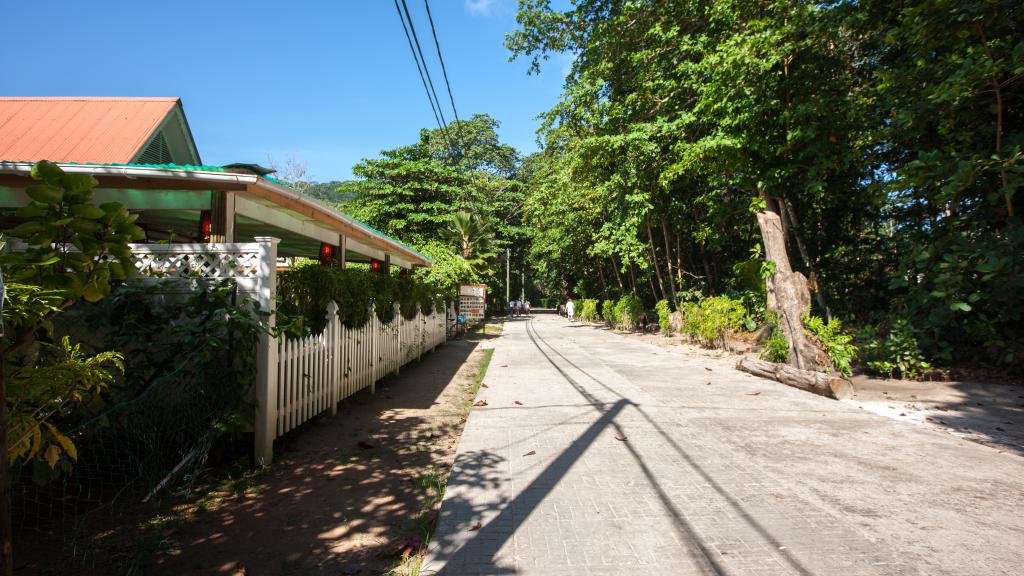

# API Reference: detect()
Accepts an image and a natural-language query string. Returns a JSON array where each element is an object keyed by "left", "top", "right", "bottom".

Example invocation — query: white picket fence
[
  {"left": 120, "top": 237, "right": 448, "bottom": 465},
  {"left": 274, "top": 301, "right": 447, "bottom": 438}
]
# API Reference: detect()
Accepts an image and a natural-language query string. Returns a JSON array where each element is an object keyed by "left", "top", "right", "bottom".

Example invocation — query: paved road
[{"left": 424, "top": 315, "right": 1024, "bottom": 575}]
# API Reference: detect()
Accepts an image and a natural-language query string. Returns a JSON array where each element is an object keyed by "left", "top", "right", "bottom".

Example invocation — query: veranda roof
[{"left": 0, "top": 161, "right": 430, "bottom": 268}]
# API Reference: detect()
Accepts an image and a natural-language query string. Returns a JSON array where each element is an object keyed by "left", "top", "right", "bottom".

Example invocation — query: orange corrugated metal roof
[{"left": 0, "top": 97, "right": 178, "bottom": 164}]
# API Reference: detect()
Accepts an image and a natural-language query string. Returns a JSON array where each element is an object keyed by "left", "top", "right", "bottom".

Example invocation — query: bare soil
[{"left": 147, "top": 334, "right": 494, "bottom": 576}]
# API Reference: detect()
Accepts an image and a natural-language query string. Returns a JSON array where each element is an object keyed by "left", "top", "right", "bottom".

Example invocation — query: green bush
[
  {"left": 760, "top": 329, "right": 790, "bottom": 363},
  {"left": 682, "top": 295, "right": 746, "bottom": 348},
  {"left": 858, "top": 320, "right": 931, "bottom": 379},
  {"left": 655, "top": 299, "right": 672, "bottom": 335},
  {"left": 600, "top": 299, "right": 616, "bottom": 325},
  {"left": 579, "top": 298, "right": 600, "bottom": 322},
  {"left": 803, "top": 315, "right": 857, "bottom": 377},
  {"left": 278, "top": 263, "right": 440, "bottom": 333},
  {"left": 614, "top": 295, "right": 644, "bottom": 331}
]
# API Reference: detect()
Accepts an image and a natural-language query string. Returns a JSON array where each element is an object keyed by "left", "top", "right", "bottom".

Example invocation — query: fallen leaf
[
  {"left": 447, "top": 434, "right": 455, "bottom": 440},
  {"left": 523, "top": 450, "right": 536, "bottom": 456},
  {"left": 705, "top": 381, "right": 712, "bottom": 386},
  {"left": 899, "top": 413, "right": 906, "bottom": 416},
  {"left": 500, "top": 364, "right": 508, "bottom": 367},
  {"left": 615, "top": 436, "right": 627, "bottom": 441},
  {"left": 481, "top": 383, "right": 489, "bottom": 388},
  {"left": 357, "top": 441, "right": 375, "bottom": 450},
  {"left": 705, "top": 367, "right": 713, "bottom": 371},
  {"left": 473, "top": 400, "right": 488, "bottom": 407},
  {"left": 468, "top": 522, "right": 482, "bottom": 531},
  {"left": 514, "top": 400, "right": 523, "bottom": 405},
  {"left": 745, "top": 392, "right": 761, "bottom": 396}
]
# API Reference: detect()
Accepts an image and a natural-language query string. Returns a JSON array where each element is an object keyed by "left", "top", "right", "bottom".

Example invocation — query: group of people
[{"left": 508, "top": 299, "right": 531, "bottom": 317}]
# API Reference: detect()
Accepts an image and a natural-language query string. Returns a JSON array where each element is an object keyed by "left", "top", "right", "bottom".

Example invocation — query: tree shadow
[
  {"left": 12, "top": 340, "right": 487, "bottom": 576},
  {"left": 851, "top": 376, "right": 1024, "bottom": 456}
]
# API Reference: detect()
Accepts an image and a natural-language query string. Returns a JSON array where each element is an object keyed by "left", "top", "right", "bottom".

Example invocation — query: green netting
[{"left": 11, "top": 280, "right": 261, "bottom": 573}]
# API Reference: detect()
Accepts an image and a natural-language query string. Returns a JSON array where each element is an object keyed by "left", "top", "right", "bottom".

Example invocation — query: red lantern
[
  {"left": 370, "top": 258, "right": 382, "bottom": 274},
  {"left": 319, "top": 242, "right": 334, "bottom": 265},
  {"left": 199, "top": 210, "right": 212, "bottom": 241}
]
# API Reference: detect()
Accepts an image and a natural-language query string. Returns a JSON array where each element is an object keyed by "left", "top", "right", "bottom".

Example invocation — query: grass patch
[{"left": 474, "top": 348, "right": 495, "bottom": 394}]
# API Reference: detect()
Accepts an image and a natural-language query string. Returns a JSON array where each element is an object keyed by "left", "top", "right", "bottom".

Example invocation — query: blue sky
[{"left": 2, "top": 0, "right": 569, "bottom": 181}]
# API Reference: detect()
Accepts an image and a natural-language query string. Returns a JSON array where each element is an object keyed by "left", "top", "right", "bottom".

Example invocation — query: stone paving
[{"left": 423, "top": 315, "right": 1024, "bottom": 575}]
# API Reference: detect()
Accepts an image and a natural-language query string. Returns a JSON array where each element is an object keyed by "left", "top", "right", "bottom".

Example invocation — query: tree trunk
[
  {"left": 735, "top": 357, "right": 852, "bottom": 400},
  {"left": 610, "top": 256, "right": 624, "bottom": 291},
  {"left": 596, "top": 259, "right": 608, "bottom": 297},
  {"left": 627, "top": 261, "right": 638, "bottom": 295},
  {"left": 781, "top": 198, "right": 832, "bottom": 322},
  {"left": 645, "top": 222, "right": 667, "bottom": 302},
  {"left": 756, "top": 206, "right": 833, "bottom": 373},
  {"left": 0, "top": 352, "right": 11, "bottom": 576},
  {"left": 660, "top": 216, "right": 678, "bottom": 307}
]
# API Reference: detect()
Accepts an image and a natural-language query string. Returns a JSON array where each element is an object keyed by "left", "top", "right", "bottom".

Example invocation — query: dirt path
[{"left": 151, "top": 331, "right": 494, "bottom": 576}]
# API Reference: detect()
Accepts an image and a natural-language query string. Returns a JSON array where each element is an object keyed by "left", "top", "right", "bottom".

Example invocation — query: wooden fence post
[
  {"left": 327, "top": 301, "right": 340, "bottom": 416},
  {"left": 254, "top": 236, "right": 280, "bottom": 466},
  {"left": 395, "top": 303, "right": 402, "bottom": 376},
  {"left": 370, "top": 303, "right": 378, "bottom": 394}
]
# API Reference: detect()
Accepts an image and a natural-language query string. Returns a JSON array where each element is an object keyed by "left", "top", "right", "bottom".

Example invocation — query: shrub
[
  {"left": 858, "top": 320, "right": 931, "bottom": 379},
  {"left": 803, "top": 315, "right": 857, "bottom": 377},
  {"left": 760, "top": 329, "right": 790, "bottom": 363},
  {"left": 655, "top": 299, "right": 672, "bottom": 335},
  {"left": 682, "top": 295, "right": 746, "bottom": 348},
  {"left": 601, "top": 299, "right": 617, "bottom": 325},
  {"left": 579, "top": 298, "right": 600, "bottom": 322},
  {"left": 278, "top": 263, "right": 440, "bottom": 333},
  {"left": 614, "top": 295, "right": 644, "bottom": 331}
]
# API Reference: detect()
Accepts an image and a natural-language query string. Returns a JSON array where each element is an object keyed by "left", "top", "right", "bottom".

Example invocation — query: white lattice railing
[
  {"left": 120, "top": 238, "right": 448, "bottom": 465},
  {"left": 274, "top": 301, "right": 447, "bottom": 439}
]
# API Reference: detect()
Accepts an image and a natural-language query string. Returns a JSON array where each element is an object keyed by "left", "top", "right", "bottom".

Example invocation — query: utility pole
[
  {"left": 521, "top": 270, "right": 525, "bottom": 301},
  {"left": 505, "top": 248, "right": 510, "bottom": 305}
]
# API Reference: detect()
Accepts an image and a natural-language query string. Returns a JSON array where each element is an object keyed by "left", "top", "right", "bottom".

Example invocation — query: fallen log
[{"left": 735, "top": 356, "right": 852, "bottom": 400}]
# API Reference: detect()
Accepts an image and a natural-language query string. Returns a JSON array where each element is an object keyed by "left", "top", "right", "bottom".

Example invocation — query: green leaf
[
  {"left": 61, "top": 173, "right": 99, "bottom": 194},
  {"left": 950, "top": 302, "right": 972, "bottom": 312},
  {"left": 25, "top": 184, "right": 63, "bottom": 205},
  {"left": 15, "top": 203, "right": 49, "bottom": 218},
  {"left": 70, "top": 204, "right": 107, "bottom": 219},
  {"left": 30, "top": 160, "right": 64, "bottom": 185},
  {"left": 6, "top": 221, "right": 44, "bottom": 238}
]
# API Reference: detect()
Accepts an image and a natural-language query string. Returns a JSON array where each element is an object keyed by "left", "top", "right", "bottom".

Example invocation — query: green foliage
[
  {"left": 682, "top": 296, "right": 747, "bottom": 349},
  {"left": 277, "top": 263, "right": 441, "bottom": 333},
  {"left": 601, "top": 299, "right": 617, "bottom": 326},
  {"left": 613, "top": 295, "right": 644, "bottom": 331},
  {"left": 761, "top": 330, "right": 790, "bottom": 364},
  {"left": 7, "top": 337, "right": 123, "bottom": 481},
  {"left": 2, "top": 161, "right": 141, "bottom": 479},
  {"left": 507, "top": 0, "right": 1024, "bottom": 373},
  {"left": 802, "top": 315, "right": 857, "bottom": 378},
  {"left": 2, "top": 160, "right": 142, "bottom": 303},
  {"left": 579, "top": 298, "right": 600, "bottom": 322},
  {"left": 858, "top": 321, "right": 932, "bottom": 380},
  {"left": 654, "top": 299, "right": 672, "bottom": 335}
]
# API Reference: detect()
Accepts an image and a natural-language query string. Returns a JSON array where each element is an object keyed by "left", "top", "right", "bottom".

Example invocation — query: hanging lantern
[
  {"left": 370, "top": 258, "right": 382, "bottom": 274},
  {"left": 319, "top": 242, "right": 335, "bottom": 265},
  {"left": 199, "top": 210, "right": 212, "bottom": 241}
]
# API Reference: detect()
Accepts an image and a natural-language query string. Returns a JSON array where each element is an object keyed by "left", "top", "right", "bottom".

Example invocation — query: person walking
[
  {"left": 508, "top": 299, "right": 515, "bottom": 318},
  {"left": 565, "top": 297, "right": 575, "bottom": 322},
  {"left": 524, "top": 300, "right": 531, "bottom": 316}
]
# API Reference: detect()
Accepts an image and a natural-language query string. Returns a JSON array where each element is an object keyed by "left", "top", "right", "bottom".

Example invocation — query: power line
[
  {"left": 397, "top": 0, "right": 454, "bottom": 149},
  {"left": 392, "top": 0, "right": 452, "bottom": 148},
  {"left": 423, "top": 0, "right": 465, "bottom": 149}
]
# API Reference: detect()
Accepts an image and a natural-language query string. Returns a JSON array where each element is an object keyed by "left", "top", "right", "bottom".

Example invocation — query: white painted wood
[{"left": 253, "top": 236, "right": 280, "bottom": 466}]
